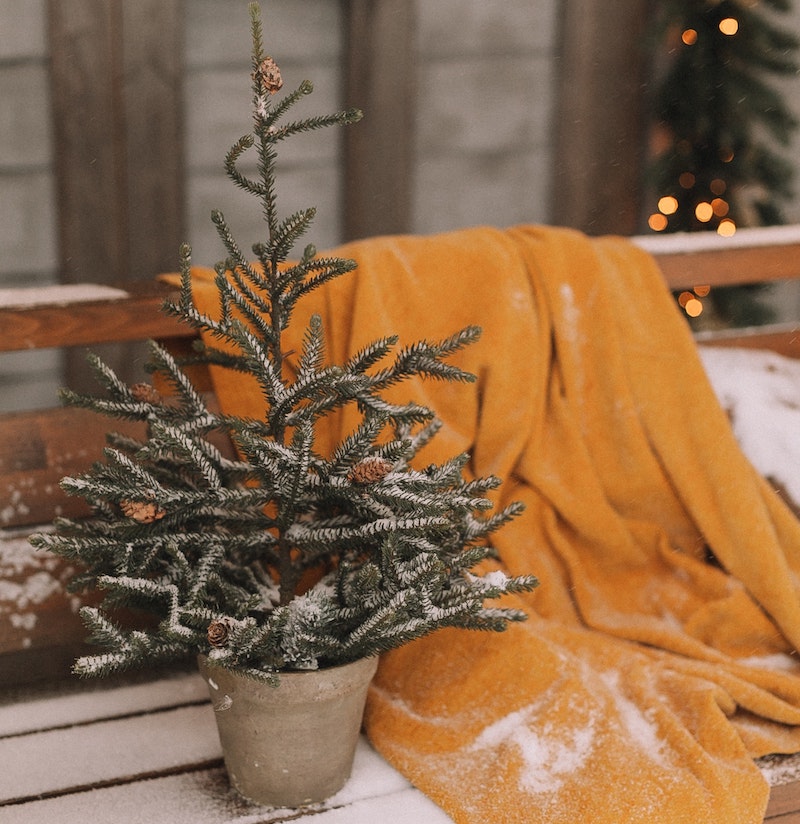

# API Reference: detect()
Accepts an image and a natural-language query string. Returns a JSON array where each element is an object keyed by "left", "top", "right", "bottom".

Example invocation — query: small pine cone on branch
[
  {"left": 207, "top": 618, "right": 234, "bottom": 648},
  {"left": 348, "top": 456, "right": 393, "bottom": 485},
  {"left": 253, "top": 56, "right": 283, "bottom": 94},
  {"left": 130, "top": 383, "right": 162, "bottom": 404},
  {"left": 120, "top": 498, "right": 166, "bottom": 524}
]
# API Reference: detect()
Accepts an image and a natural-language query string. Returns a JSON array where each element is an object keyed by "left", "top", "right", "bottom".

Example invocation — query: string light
[
  {"left": 678, "top": 288, "right": 707, "bottom": 318},
  {"left": 679, "top": 172, "right": 696, "bottom": 188},
  {"left": 681, "top": 28, "right": 698, "bottom": 45},
  {"left": 694, "top": 201, "right": 714, "bottom": 222},
  {"left": 717, "top": 218, "right": 737, "bottom": 237},
  {"left": 684, "top": 298, "right": 703, "bottom": 317},
  {"left": 658, "top": 195, "right": 679, "bottom": 215},
  {"left": 719, "top": 18, "right": 739, "bottom": 35},
  {"left": 648, "top": 213, "right": 668, "bottom": 231},
  {"left": 711, "top": 198, "right": 729, "bottom": 216}
]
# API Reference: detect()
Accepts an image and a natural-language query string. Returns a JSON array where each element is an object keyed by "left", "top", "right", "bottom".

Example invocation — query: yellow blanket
[{"left": 175, "top": 225, "right": 800, "bottom": 823}]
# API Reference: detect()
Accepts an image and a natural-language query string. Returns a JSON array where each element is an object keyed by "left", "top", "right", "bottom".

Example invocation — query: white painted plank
[
  {"left": 0, "top": 737, "right": 425, "bottom": 824},
  {"left": 296, "top": 788, "right": 454, "bottom": 824},
  {"left": 633, "top": 223, "right": 800, "bottom": 255},
  {"left": 0, "top": 703, "right": 221, "bottom": 802},
  {"left": 0, "top": 672, "right": 208, "bottom": 737}
]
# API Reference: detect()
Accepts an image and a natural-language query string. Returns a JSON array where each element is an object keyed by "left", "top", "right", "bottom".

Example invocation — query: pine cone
[
  {"left": 253, "top": 56, "right": 283, "bottom": 94},
  {"left": 120, "top": 498, "right": 166, "bottom": 524},
  {"left": 349, "top": 456, "right": 393, "bottom": 484},
  {"left": 130, "top": 383, "right": 162, "bottom": 404},
  {"left": 207, "top": 618, "right": 232, "bottom": 648}
]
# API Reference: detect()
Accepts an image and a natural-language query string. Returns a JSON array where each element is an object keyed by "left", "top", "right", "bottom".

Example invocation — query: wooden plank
[
  {"left": 47, "top": 0, "right": 184, "bottom": 286},
  {"left": 634, "top": 225, "right": 800, "bottom": 289},
  {"left": 120, "top": 0, "right": 185, "bottom": 281},
  {"left": 0, "top": 672, "right": 208, "bottom": 737},
  {"left": 0, "top": 766, "right": 435, "bottom": 824},
  {"left": 551, "top": 0, "right": 650, "bottom": 235},
  {"left": 48, "top": 0, "right": 127, "bottom": 286},
  {"left": 341, "top": 1, "right": 416, "bottom": 241},
  {"left": 0, "top": 704, "right": 222, "bottom": 803},
  {"left": 0, "top": 281, "right": 185, "bottom": 353},
  {"left": 652, "top": 243, "right": 800, "bottom": 291},
  {"left": 47, "top": 0, "right": 185, "bottom": 391},
  {"left": 0, "top": 406, "right": 148, "bottom": 527}
]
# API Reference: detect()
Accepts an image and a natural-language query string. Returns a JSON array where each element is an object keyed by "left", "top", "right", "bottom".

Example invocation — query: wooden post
[
  {"left": 341, "top": 0, "right": 417, "bottom": 241},
  {"left": 551, "top": 0, "right": 651, "bottom": 236},
  {"left": 48, "top": 0, "right": 184, "bottom": 284},
  {"left": 47, "top": 0, "right": 184, "bottom": 386}
]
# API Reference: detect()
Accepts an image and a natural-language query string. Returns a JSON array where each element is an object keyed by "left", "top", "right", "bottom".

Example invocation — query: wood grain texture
[
  {"left": 47, "top": 0, "right": 184, "bottom": 390},
  {"left": 551, "top": 0, "right": 650, "bottom": 235},
  {"left": 342, "top": 0, "right": 417, "bottom": 241}
]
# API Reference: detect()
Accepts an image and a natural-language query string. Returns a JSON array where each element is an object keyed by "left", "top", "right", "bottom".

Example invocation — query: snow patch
[
  {"left": 0, "top": 282, "right": 129, "bottom": 308},
  {"left": 700, "top": 345, "right": 800, "bottom": 505},
  {"left": 470, "top": 705, "right": 596, "bottom": 795}
]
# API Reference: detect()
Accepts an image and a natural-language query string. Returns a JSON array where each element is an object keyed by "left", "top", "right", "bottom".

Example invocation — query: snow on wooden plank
[
  {"left": 0, "top": 671, "right": 208, "bottom": 737},
  {"left": 0, "top": 737, "right": 424, "bottom": 824},
  {"left": 0, "top": 283, "right": 129, "bottom": 309},
  {"left": 0, "top": 703, "right": 221, "bottom": 803},
  {"left": 294, "top": 788, "right": 454, "bottom": 823}
]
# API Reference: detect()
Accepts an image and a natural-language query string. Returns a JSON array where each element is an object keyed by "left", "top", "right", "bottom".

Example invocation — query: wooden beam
[
  {"left": 48, "top": 0, "right": 127, "bottom": 284},
  {"left": 47, "top": 0, "right": 185, "bottom": 285},
  {"left": 551, "top": 0, "right": 651, "bottom": 236},
  {"left": 0, "top": 280, "right": 184, "bottom": 353},
  {"left": 47, "top": 0, "right": 184, "bottom": 389},
  {"left": 341, "top": 0, "right": 416, "bottom": 241},
  {"left": 634, "top": 226, "right": 800, "bottom": 289}
]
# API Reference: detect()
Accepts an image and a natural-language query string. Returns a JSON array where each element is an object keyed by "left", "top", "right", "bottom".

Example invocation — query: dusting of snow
[
  {"left": 633, "top": 224, "right": 800, "bottom": 255},
  {"left": 737, "top": 652, "right": 800, "bottom": 671},
  {"left": 470, "top": 704, "right": 596, "bottom": 795},
  {"left": 0, "top": 283, "right": 129, "bottom": 308},
  {"left": 1, "top": 484, "right": 32, "bottom": 526},
  {"left": 558, "top": 283, "right": 580, "bottom": 341},
  {"left": 466, "top": 570, "right": 510, "bottom": 591},
  {"left": 0, "top": 528, "right": 76, "bottom": 648},
  {"left": 699, "top": 345, "right": 800, "bottom": 505},
  {"left": 598, "top": 670, "right": 668, "bottom": 768}
]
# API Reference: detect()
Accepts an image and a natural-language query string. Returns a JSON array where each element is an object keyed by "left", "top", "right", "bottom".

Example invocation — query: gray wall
[{"left": 0, "top": 0, "right": 61, "bottom": 411}]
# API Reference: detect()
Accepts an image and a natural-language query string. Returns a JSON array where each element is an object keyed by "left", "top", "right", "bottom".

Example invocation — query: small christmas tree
[{"left": 31, "top": 2, "right": 537, "bottom": 681}]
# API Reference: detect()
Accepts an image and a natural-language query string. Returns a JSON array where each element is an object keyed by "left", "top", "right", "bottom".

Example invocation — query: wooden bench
[{"left": 3, "top": 226, "right": 800, "bottom": 822}]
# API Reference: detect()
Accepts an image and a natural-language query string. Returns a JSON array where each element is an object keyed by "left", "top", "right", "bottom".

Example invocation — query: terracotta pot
[{"left": 198, "top": 655, "right": 379, "bottom": 807}]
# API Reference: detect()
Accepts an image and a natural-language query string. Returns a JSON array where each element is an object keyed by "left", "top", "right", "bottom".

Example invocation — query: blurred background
[{"left": 3, "top": 0, "right": 800, "bottom": 409}]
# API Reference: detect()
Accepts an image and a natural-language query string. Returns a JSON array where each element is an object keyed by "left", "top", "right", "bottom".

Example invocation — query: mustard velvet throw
[{"left": 174, "top": 225, "right": 800, "bottom": 823}]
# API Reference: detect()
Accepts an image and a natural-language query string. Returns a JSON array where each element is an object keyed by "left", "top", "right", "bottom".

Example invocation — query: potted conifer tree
[{"left": 31, "top": 2, "right": 538, "bottom": 808}]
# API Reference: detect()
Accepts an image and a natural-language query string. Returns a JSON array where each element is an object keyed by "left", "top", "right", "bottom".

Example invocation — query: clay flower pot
[{"left": 198, "top": 655, "right": 379, "bottom": 807}]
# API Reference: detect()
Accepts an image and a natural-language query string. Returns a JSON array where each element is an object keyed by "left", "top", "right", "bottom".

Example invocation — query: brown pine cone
[
  {"left": 207, "top": 618, "right": 232, "bottom": 648},
  {"left": 130, "top": 383, "right": 162, "bottom": 404},
  {"left": 253, "top": 56, "right": 283, "bottom": 94},
  {"left": 348, "top": 456, "right": 393, "bottom": 485},
  {"left": 120, "top": 498, "right": 166, "bottom": 524}
]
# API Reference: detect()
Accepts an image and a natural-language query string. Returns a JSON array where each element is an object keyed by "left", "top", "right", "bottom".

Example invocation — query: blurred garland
[{"left": 647, "top": 0, "right": 799, "bottom": 325}]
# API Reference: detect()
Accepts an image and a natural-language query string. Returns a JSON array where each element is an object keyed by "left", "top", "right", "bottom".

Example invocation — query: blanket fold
[{"left": 172, "top": 225, "right": 800, "bottom": 823}]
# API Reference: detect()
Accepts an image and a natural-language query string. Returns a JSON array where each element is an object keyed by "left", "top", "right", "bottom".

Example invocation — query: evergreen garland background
[{"left": 647, "top": 0, "right": 799, "bottom": 325}]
